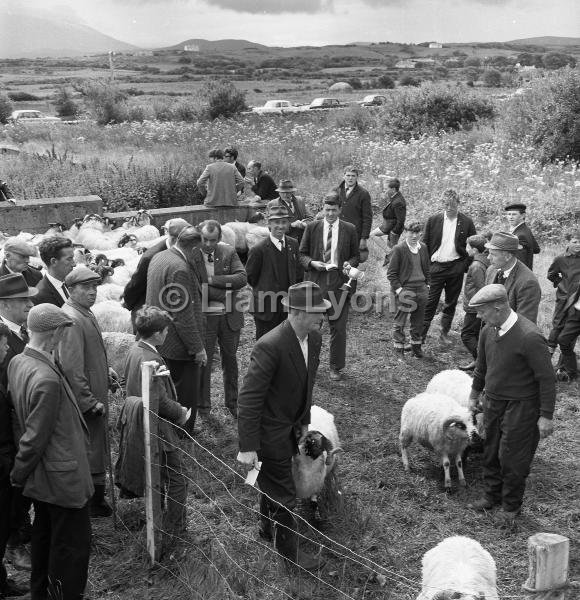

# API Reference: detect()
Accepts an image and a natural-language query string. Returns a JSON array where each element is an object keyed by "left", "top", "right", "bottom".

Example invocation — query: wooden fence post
[
  {"left": 142, "top": 360, "right": 162, "bottom": 565},
  {"left": 523, "top": 533, "right": 569, "bottom": 599}
]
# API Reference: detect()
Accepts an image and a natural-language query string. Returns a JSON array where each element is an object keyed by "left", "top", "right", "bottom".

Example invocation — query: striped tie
[{"left": 324, "top": 223, "right": 333, "bottom": 263}]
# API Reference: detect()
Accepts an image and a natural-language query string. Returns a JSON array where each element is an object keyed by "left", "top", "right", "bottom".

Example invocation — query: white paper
[{"left": 244, "top": 462, "right": 262, "bottom": 487}]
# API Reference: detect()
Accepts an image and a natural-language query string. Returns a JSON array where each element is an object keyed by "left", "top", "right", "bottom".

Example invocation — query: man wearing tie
[
  {"left": 33, "top": 237, "right": 75, "bottom": 307},
  {"left": 484, "top": 232, "right": 541, "bottom": 324},
  {"left": 299, "top": 194, "right": 359, "bottom": 381}
]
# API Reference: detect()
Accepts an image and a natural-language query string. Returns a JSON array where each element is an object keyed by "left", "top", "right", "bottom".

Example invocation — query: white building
[{"left": 429, "top": 42, "right": 443, "bottom": 49}]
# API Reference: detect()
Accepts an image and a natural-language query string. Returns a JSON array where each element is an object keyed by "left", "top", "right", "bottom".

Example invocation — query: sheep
[
  {"left": 92, "top": 300, "right": 133, "bottom": 333},
  {"left": 224, "top": 221, "right": 251, "bottom": 253},
  {"left": 416, "top": 536, "right": 498, "bottom": 600},
  {"left": 399, "top": 392, "right": 476, "bottom": 491},
  {"left": 245, "top": 224, "right": 269, "bottom": 250},
  {"left": 221, "top": 225, "right": 236, "bottom": 249},
  {"left": 122, "top": 210, "right": 160, "bottom": 242},
  {"left": 96, "top": 283, "right": 124, "bottom": 304},
  {"left": 292, "top": 405, "right": 343, "bottom": 519},
  {"left": 102, "top": 331, "right": 135, "bottom": 377}
]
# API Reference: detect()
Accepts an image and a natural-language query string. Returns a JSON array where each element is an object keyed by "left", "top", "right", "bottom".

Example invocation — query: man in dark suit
[
  {"left": 237, "top": 281, "right": 329, "bottom": 570},
  {"left": 336, "top": 166, "right": 372, "bottom": 262},
  {"left": 224, "top": 146, "right": 246, "bottom": 178},
  {"left": 484, "top": 232, "right": 542, "bottom": 324},
  {"left": 370, "top": 178, "right": 407, "bottom": 265},
  {"left": 246, "top": 160, "right": 278, "bottom": 202},
  {"left": 123, "top": 218, "right": 190, "bottom": 324},
  {"left": 300, "top": 194, "right": 359, "bottom": 381},
  {"left": 146, "top": 227, "right": 206, "bottom": 429},
  {"left": 274, "top": 179, "right": 313, "bottom": 244},
  {"left": 246, "top": 200, "right": 303, "bottom": 340},
  {"left": 505, "top": 203, "right": 540, "bottom": 270},
  {"left": 10, "top": 304, "right": 93, "bottom": 600},
  {"left": 197, "top": 220, "right": 247, "bottom": 418},
  {"left": 0, "top": 239, "right": 42, "bottom": 287},
  {"left": 421, "top": 189, "right": 477, "bottom": 343},
  {"left": 33, "top": 237, "right": 75, "bottom": 307}
]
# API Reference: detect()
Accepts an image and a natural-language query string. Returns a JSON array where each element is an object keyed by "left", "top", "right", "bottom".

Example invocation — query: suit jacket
[
  {"left": 276, "top": 195, "right": 313, "bottom": 243},
  {"left": 0, "top": 329, "right": 25, "bottom": 389},
  {"left": 246, "top": 235, "right": 302, "bottom": 321},
  {"left": 197, "top": 161, "right": 244, "bottom": 207},
  {"left": 422, "top": 212, "right": 477, "bottom": 263},
  {"left": 485, "top": 260, "right": 542, "bottom": 324},
  {"left": 146, "top": 247, "right": 204, "bottom": 360},
  {"left": 238, "top": 320, "right": 321, "bottom": 459},
  {"left": 512, "top": 222, "right": 540, "bottom": 270},
  {"left": 336, "top": 181, "right": 373, "bottom": 241},
  {"left": 123, "top": 238, "right": 167, "bottom": 312},
  {"left": 32, "top": 275, "right": 65, "bottom": 307},
  {"left": 203, "top": 243, "right": 247, "bottom": 331},
  {"left": 380, "top": 192, "right": 407, "bottom": 236},
  {"left": 251, "top": 171, "right": 278, "bottom": 201},
  {"left": 9, "top": 347, "right": 93, "bottom": 508},
  {"left": 58, "top": 299, "right": 110, "bottom": 474},
  {"left": 0, "top": 262, "right": 42, "bottom": 287},
  {"left": 299, "top": 219, "right": 359, "bottom": 293}
]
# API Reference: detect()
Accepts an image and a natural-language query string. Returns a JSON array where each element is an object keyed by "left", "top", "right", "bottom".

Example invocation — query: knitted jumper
[{"left": 472, "top": 315, "right": 556, "bottom": 418}]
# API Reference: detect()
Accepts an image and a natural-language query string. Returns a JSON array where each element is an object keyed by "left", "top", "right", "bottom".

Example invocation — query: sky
[{"left": 6, "top": 0, "right": 580, "bottom": 48}]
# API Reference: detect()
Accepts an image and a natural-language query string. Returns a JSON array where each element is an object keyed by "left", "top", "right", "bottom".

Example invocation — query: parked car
[
  {"left": 304, "top": 97, "right": 344, "bottom": 110},
  {"left": 252, "top": 100, "right": 303, "bottom": 115},
  {"left": 358, "top": 94, "right": 387, "bottom": 107},
  {"left": 8, "top": 110, "right": 62, "bottom": 124}
]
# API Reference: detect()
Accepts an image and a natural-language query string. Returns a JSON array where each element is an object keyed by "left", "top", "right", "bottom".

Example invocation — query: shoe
[
  {"left": 410, "top": 344, "right": 423, "bottom": 358},
  {"left": 274, "top": 511, "right": 323, "bottom": 571},
  {"left": 4, "top": 544, "right": 31, "bottom": 571},
  {"left": 468, "top": 497, "right": 498, "bottom": 512},
  {"left": 225, "top": 403, "right": 238, "bottom": 418},
  {"left": 90, "top": 484, "right": 113, "bottom": 518},
  {"left": 459, "top": 361, "right": 476, "bottom": 371},
  {"left": 495, "top": 508, "right": 520, "bottom": 528},
  {"left": 556, "top": 368, "right": 576, "bottom": 382},
  {"left": 439, "top": 332, "right": 453, "bottom": 345},
  {"left": 329, "top": 369, "right": 342, "bottom": 381},
  {"left": 0, "top": 578, "right": 29, "bottom": 597},
  {"left": 403, "top": 343, "right": 412, "bottom": 352},
  {"left": 258, "top": 496, "right": 273, "bottom": 542},
  {"left": 197, "top": 409, "right": 211, "bottom": 419}
]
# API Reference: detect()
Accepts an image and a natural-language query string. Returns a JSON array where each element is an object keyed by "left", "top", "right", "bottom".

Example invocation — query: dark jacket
[
  {"left": 379, "top": 191, "right": 406, "bottom": 236},
  {"left": 387, "top": 241, "right": 431, "bottom": 291},
  {"left": 123, "top": 239, "right": 168, "bottom": 312},
  {"left": 336, "top": 181, "right": 372, "bottom": 241},
  {"left": 0, "top": 181, "right": 14, "bottom": 202},
  {"left": 9, "top": 347, "right": 94, "bottom": 508},
  {"left": 463, "top": 253, "right": 490, "bottom": 312},
  {"left": 0, "top": 262, "right": 42, "bottom": 287},
  {"left": 146, "top": 247, "right": 205, "bottom": 360},
  {"left": 32, "top": 275, "right": 66, "bottom": 307},
  {"left": 251, "top": 171, "right": 278, "bottom": 201},
  {"left": 512, "top": 222, "right": 540, "bottom": 270},
  {"left": 238, "top": 320, "right": 321, "bottom": 459},
  {"left": 422, "top": 212, "right": 477, "bottom": 264},
  {"left": 276, "top": 194, "right": 313, "bottom": 243},
  {"left": 299, "top": 219, "right": 359, "bottom": 293},
  {"left": 485, "top": 260, "right": 542, "bottom": 324},
  {"left": 0, "top": 380, "right": 14, "bottom": 479},
  {"left": 547, "top": 251, "right": 580, "bottom": 301},
  {"left": 246, "top": 236, "right": 302, "bottom": 321},
  {"left": 203, "top": 243, "right": 247, "bottom": 331}
]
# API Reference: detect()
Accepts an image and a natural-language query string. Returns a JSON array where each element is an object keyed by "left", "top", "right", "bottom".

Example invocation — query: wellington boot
[
  {"left": 258, "top": 495, "right": 273, "bottom": 542},
  {"left": 411, "top": 344, "right": 423, "bottom": 358},
  {"left": 274, "top": 510, "right": 322, "bottom": 571}
]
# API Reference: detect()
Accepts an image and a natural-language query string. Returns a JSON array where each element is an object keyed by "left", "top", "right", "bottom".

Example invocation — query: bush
[
  {"left": 0, "top": 94, "right": 13, "bottom": 124},
  {"left": 76, "top": 80, "right": 129, "bottom": 125},
  {"left": 199, "top": 81, "right": 247, "bottom": 120},
  {"left": 8, "top": 91, "right": 41, "bottom": 101},
  {"left": 379, "top": 84, "right": 495, "bottom": 141},
  {"left": 542, "top": 52, "right": 576, "bottom": 70},
  {"left": 482, "top": 69, "right": 502, "bottom": 87},
  {"left": 499, "top": 68, "right": 580, "bottom": 163},
  {"left": 378, "top": 74, "right": 395, "bottom": 89},
  {"left": 54, "top": 87, "right": 80, "bottom": 117},
  {"left": 399, "top": 75, "right": 421, "bottom": 87},
  {"left": 330, "top": 105, "right": 375, "bottom": 134}
]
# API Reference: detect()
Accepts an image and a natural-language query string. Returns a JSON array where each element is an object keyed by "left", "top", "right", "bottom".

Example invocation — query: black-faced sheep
[
  {"left": 416, "top": 536, "right": 498, "bottom": 600},
  {"left": 400, "top": 392, "right": 476, "bottom": 491}
]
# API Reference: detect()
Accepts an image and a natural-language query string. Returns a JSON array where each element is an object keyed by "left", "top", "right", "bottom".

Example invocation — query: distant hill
[
  {"left": 163, "top": 39, "right": 269, "bottom": 53},
  {"left": 507, "top": 36, "right": 580, "bottom": 47},
  {"left": 0, "top": 12, "right": 139, "bottom": 58}
]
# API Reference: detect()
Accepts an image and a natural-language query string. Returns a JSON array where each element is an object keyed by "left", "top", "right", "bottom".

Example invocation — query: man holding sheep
[{"left": 467, "top": 284, "right": 555, "bottom": 525}]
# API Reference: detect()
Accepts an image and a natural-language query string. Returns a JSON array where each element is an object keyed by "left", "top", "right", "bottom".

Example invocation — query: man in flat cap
[
  {"left": 484, "top": 231, "right": 541, "bottom": 324},
  {"left": 58, "top": 266, "right": 112, "bottom": 518},
  {"left": 238, "top": 281, "right": 329, "bottom": 570},
  {"left": 246, "top": 199, "right": 303, "bottom": 340},
  {"left": 0, "top": 239, "right": 42, "bottom": 287},
  {"left": 467, "top": 284, "right": 555, "bottom": 525},
  {"left": 123, "top": 218, "right": 190, "bottom": 330},
  {"left": 9, "top": 304, "right": 93, "bottom": 600},
  {"left": 505, "top": 203, "right": 540, "bottom": 270},
  {"left": 274, "top": 179, "right": 313, "bottom": 244}
]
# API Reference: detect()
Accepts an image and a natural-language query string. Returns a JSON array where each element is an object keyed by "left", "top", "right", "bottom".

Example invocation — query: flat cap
[
  {"left": 3, "top": 238, "right": 37, "bottom": 257},
  {"left": 468, "top": 284, "right": 508, "bottom": 309},
  {"left": 164, "top": 218, "right": 190, "bottom": 238},
  {"left": 27, "top": 303, "right": 73, "bottom": 332},
  {"left": 65, "top": 265, "right": 101, "bottom": 287},
  {"left": 504, "top": 203, "right": 527, "bottom": 212}
]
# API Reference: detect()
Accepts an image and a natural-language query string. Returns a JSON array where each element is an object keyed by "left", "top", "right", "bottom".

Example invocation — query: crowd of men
[{"left": 0, "top": 160, "right": 578, "bottom": 595}]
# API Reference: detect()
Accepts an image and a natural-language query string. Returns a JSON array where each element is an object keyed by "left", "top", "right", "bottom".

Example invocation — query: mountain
[
  {"left": 163, "top": 39, "right": 270, "bottom": 53},
  {"left": 0, "top": 12, "right": 139, "bottom": 58}
]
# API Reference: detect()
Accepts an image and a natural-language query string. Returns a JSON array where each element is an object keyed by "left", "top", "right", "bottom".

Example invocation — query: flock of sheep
[{"left": 5, "top": 212, "right": 498, "bottom": 599}]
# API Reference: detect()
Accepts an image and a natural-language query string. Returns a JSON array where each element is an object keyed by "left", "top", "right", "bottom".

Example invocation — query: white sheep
[
  {"left": 245, "top": 224, "right": 269, "bottom": 250},
  {"left": 220, "top": 225, "right": 236, "bottom": 249},
  {"left": 96, "top": 283, "right": 124, "bottom": 304},
  {"left": 292, "top": 405, "right": 342, "bottom": 517},
  {"left": 400, "top": 393, "right": 476, "bottom": 491},
  {"left": 102, "top": 331, "right": 135, "bottom": 377},
  {"left": 416, "top": 536, "right": 498, "bottom": 600},
  {"left": 224, "top": 221, "right": 251, "bottom": 253},
  {"left": 92, "top": 300, "right": 133, "bottom": 333}
]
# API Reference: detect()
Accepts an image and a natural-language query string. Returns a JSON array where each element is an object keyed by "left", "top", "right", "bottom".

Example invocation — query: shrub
[
  {"left": 399, "top": 75, "right": 421, "bottom": 87},
  {"left": 499, "top": 68, "right": 580, "bottom": 163},
  {"left": 8, "top": 91, "right": 41, "bottom": 101},
  {"left": 482, "top": 69, "right": 501, "bottom": 87},
  {"left": 0, "top": 93, "right": 13, "bottom": 124},
  {"left": 76, "top": 80, "right": 129, "bottom": 125},
  {"left": 199, "top": 81, "right": 247, "bottom": 120},
  {"left": 378, "top": 74, "right": 395, "bottom": 89},
  {"left": 379, "top": 84, "right": 495, "bottom": 141},
  {"left": 542, "top": 52, "right": 576, "bottom": 70},
  {"left": 54, "top": 86, "right": 80, "bottom": 117},
  {"left": 330, "top": 105, "right": 375, "bottom": 134}
]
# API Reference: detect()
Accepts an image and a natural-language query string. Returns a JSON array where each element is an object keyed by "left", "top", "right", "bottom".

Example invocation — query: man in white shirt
[{"left": 33, "top": 237, "right": 75, "bottom": 307}]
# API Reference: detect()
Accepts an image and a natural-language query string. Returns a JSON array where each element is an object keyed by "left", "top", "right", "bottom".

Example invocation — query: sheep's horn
[{"left": 325, "top": 447, "right": 343, "bottom": 465}]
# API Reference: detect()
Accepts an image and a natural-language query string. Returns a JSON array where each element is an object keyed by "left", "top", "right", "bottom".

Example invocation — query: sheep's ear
[{"left": 325, "top": 447, "right": 343, "bottom": 466}]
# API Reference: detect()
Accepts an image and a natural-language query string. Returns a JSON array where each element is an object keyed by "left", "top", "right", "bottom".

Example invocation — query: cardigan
[{"left": 387, "top": 241, "right": 431, "bottom": 291}]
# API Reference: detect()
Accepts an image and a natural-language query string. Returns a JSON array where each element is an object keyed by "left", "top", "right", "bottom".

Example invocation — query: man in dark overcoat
[
  {"left": 370, "top": 177, "right": 407, "bottom": 265},
  {"left": 273, "top": 179, "right": 313, "bottom": 244},
  {"left": 505, "top": 203, "right": 540, "bottom": 270},
  {"left": 0, "top": 239, "right": 42, "bottom": 288}
]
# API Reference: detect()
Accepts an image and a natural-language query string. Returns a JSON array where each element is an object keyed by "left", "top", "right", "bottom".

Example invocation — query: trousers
[
  {"left": 165, "top": 358, "right": 202, "bottom": 432},
  {"left": 461, "top": 312, "right": 483, "bottom": 358},
  {"left": 557, "top": 307, "right": 580, "bottom": 376},
  {"left": 325, "top": 288, "right": 350, "bottom": 371},
  {"left": 393, "top": 284, "right": 428, "bottom": 347}
]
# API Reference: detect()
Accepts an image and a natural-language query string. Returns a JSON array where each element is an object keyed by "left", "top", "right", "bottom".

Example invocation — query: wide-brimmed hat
[
  {"left": 275, "top": 179, "right": 297, "bottom": 193},
  {"left": 266, "top": 199, "right": 290, "bottom": 221},
  {"left": 65, "top": 265, "right": 101, "bottom": 287},
  {"left": 281, "top": 282, "right": 331, "bottom": 312},
  {"left": 469, "top": 284, "right": 508, "bottom": 308},
  {"left": 3, "top": 239, "right": 37, "bottom": 257},
  {"left": 485, "top": 231, "right": 522, "bottom": 252},
  {"left": 27, "top": 303, "right": 73, "bottom": 332},
  {"left": 0, "top": 274, "right": 38, "bottom": 299},
  {"left": 504, "top": 203, "right": 527, "bottom": 212}
]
